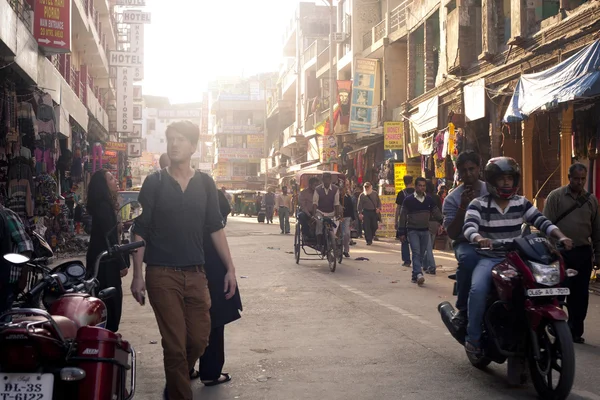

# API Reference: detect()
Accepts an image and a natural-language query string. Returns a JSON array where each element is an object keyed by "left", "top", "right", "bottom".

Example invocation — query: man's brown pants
[{"left": 146, "top": 266, "right": 211, "bottom": 400}]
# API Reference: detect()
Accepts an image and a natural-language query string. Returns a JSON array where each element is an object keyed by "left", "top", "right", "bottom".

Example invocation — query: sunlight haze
[{"left": 144, "top": 0, "right": 306, "bottom": 103}]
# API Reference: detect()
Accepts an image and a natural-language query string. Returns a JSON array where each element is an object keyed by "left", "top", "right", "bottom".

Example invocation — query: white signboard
[
  {"left": 133, "top": 85, "right": 142, "bottom": 101},
  {"left": 116, "top": 0, "right": 146, "bottom": 5},
  {"left": 116, "top": 67, "right": 134, "bottom": 133},
  {"left": 133, "top": 104, "right": 142, "bottom": 120},
  {"left": 464, "top": 79, "right": 486, "bottom": 122},
  {"left": 110, "top": 51, "right": 143, "bottom": 67},
  {"left": 130, "top": 24, "right": 144, "bottom": 56},
  {"left": 131, "top": 123, "right": 142, "bottom": 138},
  {"left": 123, "top": 11, "right": 152, "bottom": 24},
  {"left": 127, "top": 142, "right": 142, "bottom": 157},
  {"left": 134, "top": 66, "right": 144, "bottom": 81}
]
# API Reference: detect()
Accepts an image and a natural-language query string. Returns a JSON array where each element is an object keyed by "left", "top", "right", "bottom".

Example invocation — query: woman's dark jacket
[
  {"left": 203, "top": 190, "right": 242, "bottom": 328},
  {"left": 86, "top": 199, "right": 126, "bottom": 275}
]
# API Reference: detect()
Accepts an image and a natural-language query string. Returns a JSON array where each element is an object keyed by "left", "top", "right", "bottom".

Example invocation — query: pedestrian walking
[
  {"left": 398, "top": 177, "right": 443, "bottom": 285},
  {"left": 543, "top": 162, "right": 600, "bottom": 344},
  {"left": 341, "top": 186, "right": 355, "bottom": 258},
  {"left": 131, "top": 120, "right": 237, "bottom": 400},
  {"left": 423, "top": 180, "right": 443, "bottom": 275},
  {"left": 264, "top": 188, "right": 276, "bottom": 224},
  {"left": 255, "top": 192, "right": 263, "bottom": 216},
  {"left": 190, "top": 187, "right": 242, "bottom": 386},
  {"left": 276, "top": 186, "right": 292, "bottom": 234},
  {"left": 353, "top": 186, "right": 363, "bottom": 238},
  {"left": 86, "top": 169, "right": 127, "bottom": 332},
  {"left": 357, "top": 182, "right": 381, "bottom": 245},
  {"left": 395, "top": 175, "right": 415, "bottom": 267}
]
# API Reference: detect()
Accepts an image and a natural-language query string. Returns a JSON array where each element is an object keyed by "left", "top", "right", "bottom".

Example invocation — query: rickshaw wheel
[
  {"left": 294, "top": 224, "right": 301, "bottom": 264},
  {"left": 327, "top": 230, "right": 337, "bottom": 272}
]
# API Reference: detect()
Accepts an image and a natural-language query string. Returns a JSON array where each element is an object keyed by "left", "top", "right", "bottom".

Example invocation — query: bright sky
[{"left": 144, "top": 0, "right": 307, "bottom": 104}]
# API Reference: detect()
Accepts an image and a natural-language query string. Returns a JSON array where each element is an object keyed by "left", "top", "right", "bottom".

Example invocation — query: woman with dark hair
[
  {"left": 86, "top": 169, "right": 127, "bottom": 332},
  {"left": 190, "top": 188, "right": 243, "bottom": 386}
]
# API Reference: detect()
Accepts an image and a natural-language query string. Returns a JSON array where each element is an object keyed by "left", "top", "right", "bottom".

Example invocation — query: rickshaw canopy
[{"left": 295, "top": 170, "right": 345, "bottom": 190}]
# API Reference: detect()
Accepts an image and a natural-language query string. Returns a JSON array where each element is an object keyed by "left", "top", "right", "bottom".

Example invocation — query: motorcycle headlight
[{"left": 529, "top": 261, "right": 561, "bottom": 287}]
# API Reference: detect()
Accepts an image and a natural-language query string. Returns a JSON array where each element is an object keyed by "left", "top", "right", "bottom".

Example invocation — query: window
[
  {"left": 147, "top": 119, "right": 156, "bottom": 131},
  {"left": 248, "top": 163, "right": 258, "bottom": 177},
  {"left": 233, "top": 165, "right": 247, "bottom": 176}
]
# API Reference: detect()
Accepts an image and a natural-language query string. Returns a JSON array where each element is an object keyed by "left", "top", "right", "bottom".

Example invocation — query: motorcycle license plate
[
  {"left": 527, "top": 287, "right": 570, "bottom": 297},
  {"left": 0, "top": 373, "right": 54, "bottom": 400}
]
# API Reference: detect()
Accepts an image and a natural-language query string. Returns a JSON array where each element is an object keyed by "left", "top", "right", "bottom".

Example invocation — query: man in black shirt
[
  {"left": 131, "top": 121, "right": 237, "bottom": 400},
  {"left": 395, "top": 175, "right": 415, "bottom": 267}
]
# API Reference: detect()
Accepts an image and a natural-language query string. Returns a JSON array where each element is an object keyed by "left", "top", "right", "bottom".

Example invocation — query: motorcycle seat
[{"left": 13, "top": 315, "right": 78, "bottom": 340}]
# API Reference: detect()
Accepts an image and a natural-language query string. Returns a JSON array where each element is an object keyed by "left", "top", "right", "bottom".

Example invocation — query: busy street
[{"left": 118, "top": 216, "right": 600, "bottom": 400}]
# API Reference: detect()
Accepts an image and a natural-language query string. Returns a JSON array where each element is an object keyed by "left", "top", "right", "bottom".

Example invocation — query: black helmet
[{"left": 484, "top": 157, "right": 521, "bottom": 199}]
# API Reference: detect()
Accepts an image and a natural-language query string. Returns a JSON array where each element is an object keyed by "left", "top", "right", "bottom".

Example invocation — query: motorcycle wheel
[
  {"left": 528, "top": 320, "right": 575, "bottom": 400},
  {"left": 466, "top": 348, "right": 492, "bottom": 369}
]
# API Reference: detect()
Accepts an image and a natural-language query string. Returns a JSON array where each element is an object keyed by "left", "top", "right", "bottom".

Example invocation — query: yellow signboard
[
  {"left": 394, "top": 162, "right": 421, "bottom": 194},
  {"left": 378, "top": 195, "right": 397, "bottom": 238},
  {"left": 247, "top": 134, "right": 263, "bottom": 149},
  {"left": 384, "top": 121, "right": 403, "bottom": 150}
]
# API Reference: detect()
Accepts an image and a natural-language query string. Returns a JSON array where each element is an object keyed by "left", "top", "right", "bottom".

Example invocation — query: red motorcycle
[
  {"left": 438, "top": 234, "right": 577, "bottom": 400},
  {"left": 0, "top": 240, "right": 145, "bottom": 400}
]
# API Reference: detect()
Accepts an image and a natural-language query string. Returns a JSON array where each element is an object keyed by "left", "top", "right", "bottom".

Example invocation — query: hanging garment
[
  {"left": 33, "top": 93, "right": 57, "bottom": 135},
  {"left": 91, "top": 143, "right": 103, "bottom": 173},
  {"left": 8, "top": 178, "right": 33, "bottom": 218}
]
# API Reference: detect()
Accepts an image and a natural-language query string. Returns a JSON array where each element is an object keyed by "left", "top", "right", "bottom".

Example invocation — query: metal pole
[
  {"left": 264, "top": 78, "right": 269, "bottom": 191},
  {"left": 328, "top": 2, "right": 335, "bottom": 171}
]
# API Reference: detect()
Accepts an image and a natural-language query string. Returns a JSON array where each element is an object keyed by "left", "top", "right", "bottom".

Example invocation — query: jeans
[
  {"left": 341, "top": 217, "right": 352, "bottom": 253},
  {"left": 467, "top": 257, "right": 503, "bottom": 345},
  {"left": 401, "top": 240, "right": 411, "bottom": 264},
  {"left": 278, "top": 206, "right": 290, "bottom": 233},
  {"left": 453, "top": 242, "right": 481, "bottom": 312},
  {"left": 146, "top": 266, "right": 212, "bottom": 400},
  {"left": 407, "top": 230, "right": 430, "bottom": 280},
  {"left": 423, "top": 232, "right": 437, "bottom": 271},
  {"left": 562, "top": 246, "right": 594, "bottom": 338}
]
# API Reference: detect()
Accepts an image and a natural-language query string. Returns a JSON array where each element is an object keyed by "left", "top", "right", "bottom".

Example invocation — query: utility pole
[
  {"left": 263, "top": 76, "right": 269, "bottom": 191},
  {"left": 327, "top": 0, "right": 335, "bottom": 171}
]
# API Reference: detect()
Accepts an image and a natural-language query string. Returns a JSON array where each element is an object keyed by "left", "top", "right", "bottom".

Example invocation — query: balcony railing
[
  {"left": 374, "top": 20, "right": 387, "bottom": 42},
  {"left": 362, "top": 30, "right": 373, "bottom": 51},
  {"left": 389, "top": 1, "right": 408, "bottom": 34},
  {"left": 281, "top": 64, "right": 296, "bottom": 93},
  {"left": 8, "top": 0, "right": 32, "bottom": 30},
  {"left": 303, "top": 40, "right": 318, "bottom": 64}
]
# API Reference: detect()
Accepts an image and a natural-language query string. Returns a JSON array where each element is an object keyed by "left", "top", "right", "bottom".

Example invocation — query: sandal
[
  {"left": 189, "top": 369, "right": 201, "bottom": 380},
  {"left": 465, "top": 341, "right": 483, "bottom": 357},
  {"left": 202, "top": 373, "right": 232, "bottom": 387}
]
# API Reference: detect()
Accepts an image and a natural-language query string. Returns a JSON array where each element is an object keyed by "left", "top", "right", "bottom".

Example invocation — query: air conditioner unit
[{"left": 332, "top": 32, "right": 348, "bottom": 43}]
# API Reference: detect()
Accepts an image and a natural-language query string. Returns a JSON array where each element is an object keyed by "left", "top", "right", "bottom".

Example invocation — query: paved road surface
[{"left": 119, "top": 216, "right": 600, "bottom": 400}]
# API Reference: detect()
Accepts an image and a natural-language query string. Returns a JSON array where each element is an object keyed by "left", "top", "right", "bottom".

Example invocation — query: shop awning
[
  {"left": 504, "top": 40, "right": 600, "bottom": 122},
  {"left": 347, "top": 136, "right": 384, "bottom": 159},
  {"left": 409, "top": 96, "right": 439, "bottom": 135}
]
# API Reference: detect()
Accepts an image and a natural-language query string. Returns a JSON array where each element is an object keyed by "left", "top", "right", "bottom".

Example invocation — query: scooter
[
  {"left": 438, "top": 233, "right": 577, "bottom": 400},
  {"left": 0, "top": 203, "right": 145, "bottom": 399}
]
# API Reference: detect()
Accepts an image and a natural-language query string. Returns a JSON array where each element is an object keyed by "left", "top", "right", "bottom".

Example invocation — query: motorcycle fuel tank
[{"left": 49, "top": 294, "right": 108, "bottom": 329}]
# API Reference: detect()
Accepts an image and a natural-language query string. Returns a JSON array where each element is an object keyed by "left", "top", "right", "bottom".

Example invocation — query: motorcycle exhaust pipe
[{"left": 438, "top": 301, "right": 465, "bottom": 345}]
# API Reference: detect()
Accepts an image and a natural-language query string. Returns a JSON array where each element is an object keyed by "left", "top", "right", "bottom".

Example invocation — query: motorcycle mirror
[
  {"left": 520, "top": 223, "right": 531, "bottom": 237},
  {"left": 117, "top": 201, "right": 143, "bottom": 223},
  {"left": 98, "top": 287, "right": 117, "bottom": 300},
  {"left": 4, "top": 253, "right": 30, "bottom": 265}
]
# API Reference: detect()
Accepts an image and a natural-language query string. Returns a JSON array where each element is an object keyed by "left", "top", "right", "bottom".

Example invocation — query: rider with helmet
[{"left": 462, "top": 157, "right": 573, "bottom": 356}]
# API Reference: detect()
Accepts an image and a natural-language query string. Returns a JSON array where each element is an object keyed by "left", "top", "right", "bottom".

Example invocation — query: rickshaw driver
[
  {"left": 313, "top": 172, "right": 342, "bottom": 248},
  {"left": 298, "top": 177, "right": 320, "bottom": 238}
]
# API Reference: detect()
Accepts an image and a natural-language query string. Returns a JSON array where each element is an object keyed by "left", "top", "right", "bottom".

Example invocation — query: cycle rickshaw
[{"left": 293, "top": 170, "right": 345, "bottom": 272}]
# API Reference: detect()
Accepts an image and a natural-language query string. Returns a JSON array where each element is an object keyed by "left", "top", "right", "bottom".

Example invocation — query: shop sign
[
  {"left": 127, "top": 142, "right": 142, "bottom": 157},
  {"left": 33, "top": 0, "right": 72, "bottom": 53},
  {"left": 247, "top": 135, "right": 263, "bottom": 148},
  {"left": 110, "top": 51, "right": 143, "bottom": 67},
  {"left": 130, "top": 123, "right": 142, "bottom": 138},
  {"left": 133, "top": 104, "right": 142, "bottom": 120},
  {"left": 213, "top": 163, "right": 228, "bottom": 177},
  {"left": 321, "top": 134, "right": 338, "bottom": 163},
  {"left": 377, "top": 195, "right": 397, "bottom": 238},
  {"left": 116, "top": 67, "right": 134, "bottom": 133},
  {"left": 201, "top": 93, "right": 209, "bottom": 135},
  {"left": 105, "top": 141, "right": 127, "bottom": 152},
  {"left": 350, "top": 58, "right": 378, "bottom": 135},
  {"left": 384, "top": 121, "right": 403, "bottom": 150},
  {"left": 133, "top": 85, "right": 142, "bottom": 101},
  {"left": 217, "top": 125, "right": 263, "bottom": 134},
  {"left": 394, "top": 162, "right": 421, "bottom": 194},
  {"left": 134, "top": 65, "right": 144, "bottom": 81},
  {"left": 122, "top": 10, "right": 152, "bottom": 24},
  {"left": 131, "top": 24, "right": 144, "bottom": 56},
  {"left": 116, "top": 0, "right": 146, "bottom": 5}
]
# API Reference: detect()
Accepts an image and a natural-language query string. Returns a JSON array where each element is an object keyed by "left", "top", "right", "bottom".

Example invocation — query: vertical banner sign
[
  {"left": 116, "top": 67, "right": 134, "bottom": 133},
  {"left": 131, "top": 124, "right": 142, "bottom": 138},
  {"left": 384, "top": 121, "right": 404, "bottom": 150},
  {"left": 394, "top": 162, "right": 421, "bottom": 194},
  {"left": 130, "top": 24, "right": 145, "bottom": 81},
  {"left": 350, "top": 59, "right": 378, "bottom": 135},
  {"left": 337, "top": 80, "right": 352, "bottom": 126},
  {"left": 201, "top": 92, "right": 209, "bottom": 135},
  {"left": 33, "top": 0, "right": 72, "bottom": 53}
]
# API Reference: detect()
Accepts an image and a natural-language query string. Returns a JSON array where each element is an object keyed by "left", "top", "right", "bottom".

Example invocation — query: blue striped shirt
[{"left": 463, "top": 195, "right": 558, "bottom": 242}]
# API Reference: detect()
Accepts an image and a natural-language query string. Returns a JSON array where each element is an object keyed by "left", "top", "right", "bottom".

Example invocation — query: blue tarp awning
[{"left": 503, "top": 40, "right": 600, "bottom": 122}]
